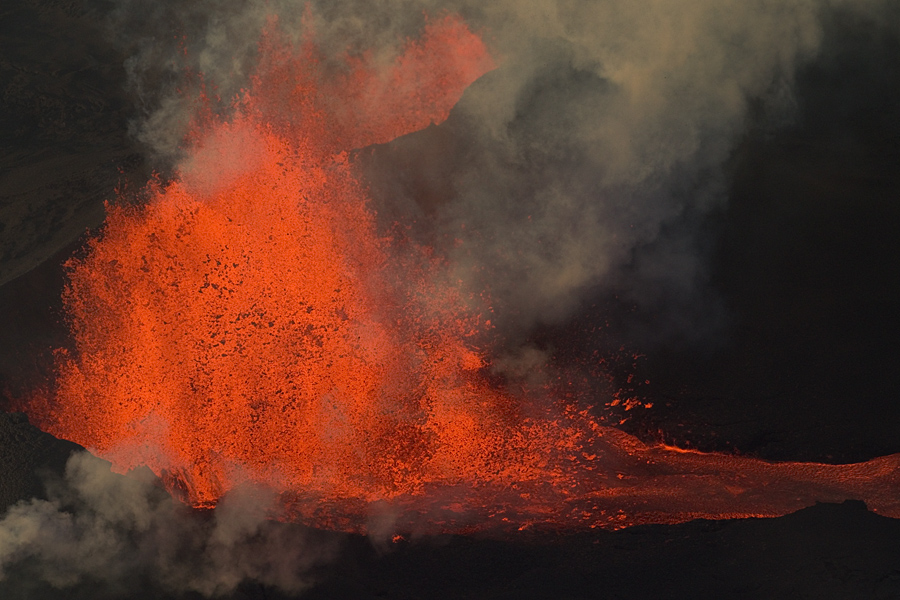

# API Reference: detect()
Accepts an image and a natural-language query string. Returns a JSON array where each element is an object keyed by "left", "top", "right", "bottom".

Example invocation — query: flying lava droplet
[{"left": 22, "top": 14, "right": 900, "bottom": 534}]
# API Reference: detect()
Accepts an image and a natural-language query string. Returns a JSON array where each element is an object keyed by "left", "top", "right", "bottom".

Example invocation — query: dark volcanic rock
[
  {"left": 0, "top": 0, "right": 143, "bottom": 286},
  {"left": 301, "top": 501, "right": 900, "bottom": 600},
  {"left": 0, "top": 411, "right": 83, "bottom": 513}
]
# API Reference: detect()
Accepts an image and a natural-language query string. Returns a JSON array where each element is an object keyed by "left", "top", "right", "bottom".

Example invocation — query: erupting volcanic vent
[
  {"left": 20, "top": 13, "right": 900, "bottom": 534},
  {"left": 24, "top": 15, "right": 581, "bottom": 518}
]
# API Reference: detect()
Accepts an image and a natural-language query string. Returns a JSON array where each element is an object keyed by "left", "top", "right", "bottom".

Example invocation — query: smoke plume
[
  {"left": 0, "top": 451, "right": 338, "bottom": 598},
  {"left": 103, "top": 0, "right": 894, "bottom": 356}
]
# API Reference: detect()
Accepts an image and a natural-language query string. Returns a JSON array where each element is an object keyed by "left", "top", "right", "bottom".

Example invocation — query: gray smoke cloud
[
  {"left": 0, "top": 451, "right": 338, "bottom": 598},
  {"left": 102, "top": 0, "right": 894, "bottom": 356}
]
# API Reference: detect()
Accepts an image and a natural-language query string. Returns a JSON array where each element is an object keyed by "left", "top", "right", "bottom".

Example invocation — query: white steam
[{"left": 0, "top": 451, "right": 337, "bottom": 597}]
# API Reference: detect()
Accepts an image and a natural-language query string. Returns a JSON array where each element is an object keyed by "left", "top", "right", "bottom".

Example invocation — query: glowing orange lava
[
  {"left": 27, "top": 14, "right": 572, "bottom": 510},
  {"left": 22, "top": 14, "right": 900, "bottom": 534}
]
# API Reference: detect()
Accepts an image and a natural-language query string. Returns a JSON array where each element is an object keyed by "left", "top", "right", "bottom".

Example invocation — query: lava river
[{"left": 21, "top": 14, "right": 900, "bottom": 534}]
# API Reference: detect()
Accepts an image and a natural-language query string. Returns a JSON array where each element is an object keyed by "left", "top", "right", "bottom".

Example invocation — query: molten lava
[{"left": 22, "top": 14, "right": 900, "bottom": 534}]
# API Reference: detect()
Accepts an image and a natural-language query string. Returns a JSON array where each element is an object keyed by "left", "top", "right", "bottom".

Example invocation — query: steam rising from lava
[
  {"left": 111, "top": 0, "right": 894, "bottom": 347},
  {"left": 0, "top": 452, "right": 336, "bottom": 596}
]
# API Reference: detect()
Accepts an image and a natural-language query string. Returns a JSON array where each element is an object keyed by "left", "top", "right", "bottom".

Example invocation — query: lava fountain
[{"left": 20, "top": 14, "right": 900, "bottom": 534}]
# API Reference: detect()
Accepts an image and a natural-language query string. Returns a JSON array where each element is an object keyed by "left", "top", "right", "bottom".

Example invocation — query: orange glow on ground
[{"left": 21, "top": 14, "right": 900, "bottom": 534}]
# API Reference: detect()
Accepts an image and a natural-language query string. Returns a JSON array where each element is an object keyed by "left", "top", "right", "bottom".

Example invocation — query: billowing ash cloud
[
  {"left": 363, "top": 0, "right": 825, "bottom": 349},
  {"left": 423, "top": 0, "right": 823, "bottom": 333},
  {"left": 104, "top": 0, "right": 895, "bottom": 356},
  {"left": 0, "top": 451, "right": 337, "bottom": 598}
]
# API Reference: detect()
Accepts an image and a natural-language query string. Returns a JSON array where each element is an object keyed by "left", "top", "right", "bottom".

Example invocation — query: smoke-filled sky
[{"left": 109, "top": 0, "right": 898, "bottom": 355}]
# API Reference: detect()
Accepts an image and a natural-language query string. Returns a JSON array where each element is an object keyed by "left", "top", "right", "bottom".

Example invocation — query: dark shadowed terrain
[{"left": 2, "top": 0, "right": 900, "bottom": 598}]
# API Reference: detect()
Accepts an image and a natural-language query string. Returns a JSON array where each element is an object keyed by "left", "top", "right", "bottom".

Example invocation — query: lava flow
[{"left": 21, "top": 14, "right": 900, "bottom": 534}]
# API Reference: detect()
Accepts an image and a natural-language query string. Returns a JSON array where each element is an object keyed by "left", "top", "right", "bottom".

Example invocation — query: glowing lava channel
[{"left": 22, "top": 14, "right": 900, "bottom": 534}]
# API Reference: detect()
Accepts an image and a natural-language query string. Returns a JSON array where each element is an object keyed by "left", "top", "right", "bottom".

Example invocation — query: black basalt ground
[{"left": 0, "top": 411, "right": 83, "bottom": 513}]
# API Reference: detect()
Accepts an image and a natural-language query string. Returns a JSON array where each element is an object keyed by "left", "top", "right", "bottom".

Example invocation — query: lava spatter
[{"left": 26, "top": 15, "right": 543, "bottom": 508}]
